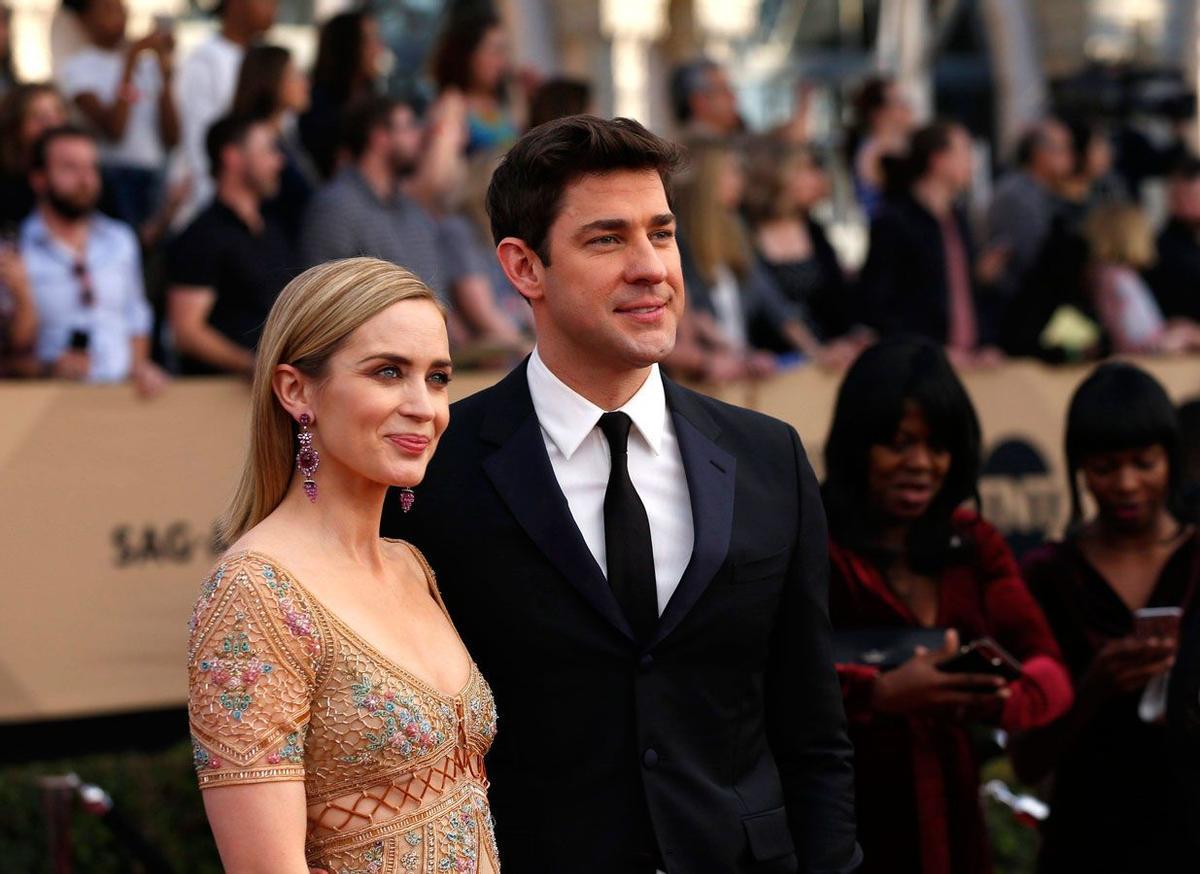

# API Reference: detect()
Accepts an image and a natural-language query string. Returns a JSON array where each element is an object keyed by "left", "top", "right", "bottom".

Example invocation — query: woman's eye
[
  {"left": 377, "top": 366, "right": 400, "bottom": 379},
  {"left": 429, "top": 371, "right": 452, "bottom": 386}
]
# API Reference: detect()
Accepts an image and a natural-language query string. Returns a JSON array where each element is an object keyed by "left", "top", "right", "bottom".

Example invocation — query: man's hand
[{"left": 131, "top": 359, "right": 169, "bottom": 398}]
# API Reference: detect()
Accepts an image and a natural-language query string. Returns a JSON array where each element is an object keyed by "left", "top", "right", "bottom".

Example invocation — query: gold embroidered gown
[{"left": 187, "top": 547, "right": 500, "bottom": 874}]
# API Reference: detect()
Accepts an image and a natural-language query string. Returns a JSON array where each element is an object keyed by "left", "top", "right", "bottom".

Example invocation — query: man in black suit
[{"left": 384, "top": 116, "right": 860, "bottom": 874}]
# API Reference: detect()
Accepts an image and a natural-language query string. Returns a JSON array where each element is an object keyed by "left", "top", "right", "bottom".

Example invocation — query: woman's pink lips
[{"left": 387, "top": 435, "right": 430, "bottom": 455}]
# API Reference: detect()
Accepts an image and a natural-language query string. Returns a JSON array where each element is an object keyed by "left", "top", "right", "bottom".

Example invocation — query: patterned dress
[{"left": 187, "top": 546, "right": 500, "bottom": 874}]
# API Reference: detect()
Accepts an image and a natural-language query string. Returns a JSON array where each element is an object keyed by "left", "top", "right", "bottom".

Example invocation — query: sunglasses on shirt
[{"left": 73, "top": 259, "right": 94, "bottom": 308}]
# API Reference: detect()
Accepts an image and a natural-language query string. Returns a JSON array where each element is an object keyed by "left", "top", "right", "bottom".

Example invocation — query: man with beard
[
  {"left": 299, "top": 95, "right": 519, "bottom": 345},
  {"left": 19, "top": 124, "right": 167, "bottom": 394},
  {"left": 166, "top": 114, "right": 295, "bottom": 376}
]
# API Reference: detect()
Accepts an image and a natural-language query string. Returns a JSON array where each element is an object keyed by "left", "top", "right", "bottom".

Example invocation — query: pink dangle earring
[
  {"left": 296, "top": 413, "right": 319, "bottom": 502},
  {"left": 399, "top": 488, "right": 415, "bottom": 513}
]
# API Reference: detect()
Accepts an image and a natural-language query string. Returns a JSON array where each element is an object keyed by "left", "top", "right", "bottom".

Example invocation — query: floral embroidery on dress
[
  {"left": 198, "top": 614, "right": 274, "bottom": 722},
  {"left": 468, "top": 692, "right": 497, "bottom": 741},
  {"left": 266, "top": 728, "right": 306, "bottom": 765},
  {"left": 261, "top": 563, "right": 321, "bottom": 658},
  {"left": 188, "top": 566, "right": 226, "bottom": 635},
  {"left": 343, "top": 840, "right": 386, "bottom": 874},
  {"left": 341, "top": 677, "right": 447, "bottom": 764},
  {"left": 439, "top": 798, "right": 481, "bottom": 873},
  {"left": 192, "top": 736, "right": 222, "bottom": 771}
]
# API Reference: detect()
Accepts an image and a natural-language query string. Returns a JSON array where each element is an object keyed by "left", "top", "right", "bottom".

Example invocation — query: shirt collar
[{"left": 527, "top": 346, "right": 667, "bottom": 460}]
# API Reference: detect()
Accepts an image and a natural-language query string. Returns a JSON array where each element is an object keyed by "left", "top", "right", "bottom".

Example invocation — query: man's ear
[{"left": 496, "top": 237, "right": 546, "bottom": 304}]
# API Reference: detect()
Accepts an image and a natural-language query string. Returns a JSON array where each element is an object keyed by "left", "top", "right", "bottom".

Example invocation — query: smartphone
[
  {"left": 69, "top": 329, "right": 90, "bottom": 351},
  {"left": 1133, "top": 606, "right": 1182, "bottom": 641},
  {"left": 937, "top": 636, "right": 1022, "bottom": 682}
]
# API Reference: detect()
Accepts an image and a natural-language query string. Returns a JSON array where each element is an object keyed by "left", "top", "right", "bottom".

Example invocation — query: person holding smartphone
[
  {"left": 1012, "top": 362, "right": 1198, "bottom": 873},
  {"left": 824, "top": 338, "right": 1073, "bottom": 874}
]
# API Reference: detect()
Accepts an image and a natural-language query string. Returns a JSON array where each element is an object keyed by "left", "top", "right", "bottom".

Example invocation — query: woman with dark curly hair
[{"left": 429, "top": 10, "right": 518, "bottom": 155}]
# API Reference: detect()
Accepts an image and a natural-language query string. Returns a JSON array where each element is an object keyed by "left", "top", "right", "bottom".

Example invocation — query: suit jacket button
[
  {"left": 643, "top": 748, "right": 659, "bottom": 769},
  {"left": 639, "top": 653, "right": 654, "bottom": 672}
]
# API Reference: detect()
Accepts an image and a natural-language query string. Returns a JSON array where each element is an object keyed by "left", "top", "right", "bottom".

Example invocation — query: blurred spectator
[
  {"left": 670, "top": 139, "right": 847, "bottom": 378},
  {"left": 430, "top": 10, "right": 518, "bottom": 155},
  {"left": 174, "top": 0, "right": 277, "bottom": 228},
  {"left": 846, "top": 75, "right": 914, "bottom": 219},
  {"left": 1148, "top": 156, "right": 1200, "bottom": 323},
  {"left": 1015, "top": 362, "right": 1196, "bottom": 874},
  {"left": 742, "top": 137, "right": 862, "bottom": 345},
  {"left": 1085, "top": 202, "right": 1200, "bottom": 355},
  {"left": 0, "top": 4, "right": 16, "bottom": 99},
  {"left": 527, "top": 77, "right": 590, "bottom": 130},
  {"left": 19, "top": 125, "right": 166, "bottom": 393},
  {"left": 300, "top": 96, "right": 521, "bottom": 348},
  {"left": 0, "top": 231, "right": 37, "bottom": 376},
  {"left": 669, "top": 58, "right": 743, "bottom": 141},
  {"left": 298, "top": 10, "right": 383, "bottom": 179},
  {"left": 824, "top": 338, "right": 1072, "bottom": 874},
  {"left": 858, "top": 121, "right": 1003, "bottom": 366},
  {"left": 1058, "top": 119, "right": 1124, "bottom": 228},
  {"left": 0, "top": 83, "right": 68, "bottom": 226},
  {"left": 61, "top": 0, "right": 178, "bottom": 230},
  {"left": 166, "top": 114, "right": 292, "bottom": 376},
  {"left": 986, "top": 117, "right": 1073, "bottom": 304},
  {"left": 232, "top": 43, "right": 317, "bottom": 242}
]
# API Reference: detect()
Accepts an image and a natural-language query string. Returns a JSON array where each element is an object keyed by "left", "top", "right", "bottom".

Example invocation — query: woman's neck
[
  {"left": 1090, "top": 508, "right": 1182, "bottom": 552},
  {"left": 272, "top": 468, "right": 391, "bottom": 569}
]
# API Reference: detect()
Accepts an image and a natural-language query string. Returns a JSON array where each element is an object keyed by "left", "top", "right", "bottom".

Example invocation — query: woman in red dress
[{"left": 823, "top": 338, "right": 1073, "bottom": 874}]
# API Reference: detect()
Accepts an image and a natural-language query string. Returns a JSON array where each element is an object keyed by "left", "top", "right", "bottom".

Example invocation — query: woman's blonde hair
[
  {"left": 220, "top": 257, "right": 440, "bottom": 544},
  {"left": 1085, "top": 201, "right": 1156, "bottom": 269},
  {"left": 676, "top": 140, "right": 752, "bottom": 284}
]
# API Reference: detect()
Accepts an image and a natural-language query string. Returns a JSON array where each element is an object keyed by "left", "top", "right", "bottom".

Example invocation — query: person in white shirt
[
  {"left": 60, "top": 0, "right": 178, "bottom": 230},
  {"left": 173, "top": 0, "right": 277, "bottom": 228}
]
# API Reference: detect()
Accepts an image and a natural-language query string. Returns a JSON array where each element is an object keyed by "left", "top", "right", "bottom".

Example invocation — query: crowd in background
[
  {"left": 2, "top": 3, "right": 1200, "bottom": 873},
  {"left": 2, "top": 1, "right": 1200, "bottom": 389}
]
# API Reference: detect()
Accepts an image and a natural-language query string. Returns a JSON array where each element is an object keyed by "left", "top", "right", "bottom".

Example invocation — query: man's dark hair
[
  {"left": 881, "top": 119, "right": 959, "bottom": 196},
  {"left": 485, "top": 114, "right": 685, "bottom": 265},
  {"left": 822, "top": 337, "right": 982, "bottom": 574},
  {"left": 669, "top": 58, "right": 720, "bottom": 125},
  {"left": 30, "top": 124, "right": 95, "bottom": 172},
  {"left": 1014, "top": 117, "right": 1063, "bottom": 168},
  {"left": 340, "top": 95, "right": 410, "bottom": 161},
  {"left": 205, "top": 114, "right": 259, "bottom": 179}
]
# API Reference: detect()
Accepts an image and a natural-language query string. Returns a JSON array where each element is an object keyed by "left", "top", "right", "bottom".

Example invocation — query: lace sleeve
[{"left": 187, "top": 554, "right": 325, "bottom": 789}]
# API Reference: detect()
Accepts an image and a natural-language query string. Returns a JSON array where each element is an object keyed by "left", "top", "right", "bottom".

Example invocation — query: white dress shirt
[{"left": 526, "top": 347, "right": 694, "bottom": 616}]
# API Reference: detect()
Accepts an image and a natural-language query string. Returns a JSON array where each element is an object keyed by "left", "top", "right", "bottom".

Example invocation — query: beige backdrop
[{"left": 2, "top": 359, "right": 1198, "bottom": 723}]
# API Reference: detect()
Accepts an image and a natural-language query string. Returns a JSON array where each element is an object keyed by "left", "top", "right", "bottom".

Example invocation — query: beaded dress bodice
[{"left": 187, "top": 548, "right": 499, "bottom": 874}]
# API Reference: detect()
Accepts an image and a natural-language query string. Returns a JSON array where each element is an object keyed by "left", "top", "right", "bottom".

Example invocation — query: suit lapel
[
  {"left": 653, "top": 380, "right": 736, "bottom": 646},
  {"left": 481, "top": 361, "right": 635, "bottom": 641}
]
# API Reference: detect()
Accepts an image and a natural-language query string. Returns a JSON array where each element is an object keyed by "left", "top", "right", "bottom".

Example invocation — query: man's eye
[
  {"left": 590, "top": 235, "right": 619, "bottom": 245},
  {"left": 652, "top": 230, "right": 676, "bottom": 241}
]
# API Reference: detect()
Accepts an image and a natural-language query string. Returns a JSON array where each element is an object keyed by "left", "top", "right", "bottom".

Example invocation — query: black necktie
[{"left": 597, "top": 412, "right": 659, "bottom": 643}]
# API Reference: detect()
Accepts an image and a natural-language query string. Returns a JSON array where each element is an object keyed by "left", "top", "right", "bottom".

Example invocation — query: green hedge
[
  {"left": 0, "top": 740, "right": 220, "bottom": 873},
  {"left": 1, "top": 742, "right": 1040, "bottom": 873}
]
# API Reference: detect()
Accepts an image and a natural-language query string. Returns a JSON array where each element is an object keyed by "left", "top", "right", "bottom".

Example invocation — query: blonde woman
[
  {"left": 187, "top": 258, "right": 499, "bottom": 874},
  {"left": 1086, "top": 202, "right": 1200, "bottom": 354}
]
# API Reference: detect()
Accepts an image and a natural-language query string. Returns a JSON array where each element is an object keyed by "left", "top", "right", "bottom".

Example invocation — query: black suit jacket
[{"left": 382, "top": 361, "right": 861, "bottom": 874}]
